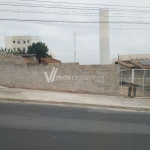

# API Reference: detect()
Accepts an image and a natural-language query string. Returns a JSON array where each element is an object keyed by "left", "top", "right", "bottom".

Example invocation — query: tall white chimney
[{"left": 100, "top": 10, "right": 110, "bottom": 64}]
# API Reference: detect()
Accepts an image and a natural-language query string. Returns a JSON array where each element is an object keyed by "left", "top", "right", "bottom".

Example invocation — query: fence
[{"left": 120, "top": 69, "right": 150, "bottom": 98}]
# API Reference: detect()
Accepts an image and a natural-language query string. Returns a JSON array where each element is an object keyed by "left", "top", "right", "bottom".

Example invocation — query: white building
[
  {"left": 5, "top": 36, "right": 42, "bottom": 52},
  {"left": 112, "top": 54, "right": 150, "bottom": 64},
  {"left": 100, "top": 10, "right": 110, "bottom": 64}
]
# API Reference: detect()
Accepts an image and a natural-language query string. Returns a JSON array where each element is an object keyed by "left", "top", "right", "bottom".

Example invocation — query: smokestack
[{"left": 100, "top": 10, "right": 110, "bottom": 64}]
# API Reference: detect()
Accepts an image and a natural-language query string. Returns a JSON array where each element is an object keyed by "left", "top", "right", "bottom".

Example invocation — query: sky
[{"left": 0, "top": 0, "right": 150, "bottom": 64}]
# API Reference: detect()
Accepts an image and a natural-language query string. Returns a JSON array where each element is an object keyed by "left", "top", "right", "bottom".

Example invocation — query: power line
[
  {"left": 2, "top": 9, "right": 150, "bottom": 18},
  {"left": 19, "top": 0, "right": 150, "bottom": 10},
  {"left": 2, "top": 2, "right": 150, "bottom": 13},
  {"left": 0, "top": 9, "right": 127, "bottom": 15},
  {"left": 2, "top": 18, "right": 150, "bottom": 27},
  {"left": 1, "top": 19, "right": 150, "bottom": 24},
  {"left": 0, "top": 18, "right": 150, "bottom": 30},
  {"left": 0, "top": 9, "right": 99, "bottom": 16},
  {"left": 0, "top": 2, "right": 100, "bottom": 10},
  {"left": 26, "top": 21, "right": 150, "bottom": 30}
]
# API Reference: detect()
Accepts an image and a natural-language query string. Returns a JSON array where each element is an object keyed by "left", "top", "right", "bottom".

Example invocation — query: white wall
[
  {"left": 31, "top": 36, "right": 42, "bottom": 45},
  {"left": 5, "top": 36, "right": 41, "bottom": 52},
  {"left": 5, "top": 37, "right": 13, "bottom": 49}
]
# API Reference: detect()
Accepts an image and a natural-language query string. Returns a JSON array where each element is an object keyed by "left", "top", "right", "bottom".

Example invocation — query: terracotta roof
[{"left": 41, "top": 57, "right": 61, "bottom": 64}]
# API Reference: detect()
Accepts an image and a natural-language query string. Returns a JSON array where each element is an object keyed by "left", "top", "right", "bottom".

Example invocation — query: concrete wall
[
  {"left": 22, "top": 56, "right": 39, "bottom": 64},
  {"left": 0, "top": 53, "right": 26, "bottom": 64},
  {"left": 41, "top": 57, "right": 61, "bottom": 64},
  {"left": 0, "top": 54, "right": 120, "bottom": 96}
]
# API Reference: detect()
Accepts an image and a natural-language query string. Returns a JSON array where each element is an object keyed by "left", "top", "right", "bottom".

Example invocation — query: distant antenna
[{"left": 74, "top": 32, "right": 76, "bottom": 62}]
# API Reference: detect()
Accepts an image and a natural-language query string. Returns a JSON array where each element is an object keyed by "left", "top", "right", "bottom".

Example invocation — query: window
[
  {"left": 27, "top": 40, "right": 30, "bottom": 43},
  {"left": 17, "top": 40, "right": 20, "bottom": 44},
  {"left": 17, "top": 48, "right": 20, "bottom": 51},
  {"left": 13, "top": 48, "right": 16, "bottom": 51},
  {"left": 13, "top": 41, "right": 15, "bottom": 43},
  {"left": 22, "top": 40, "right": 26, "bottom": 44}
]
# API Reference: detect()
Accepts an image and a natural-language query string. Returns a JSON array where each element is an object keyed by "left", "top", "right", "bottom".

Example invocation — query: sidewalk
[{"left": 0, "top": 86, "right": 150, "bottom": 111}]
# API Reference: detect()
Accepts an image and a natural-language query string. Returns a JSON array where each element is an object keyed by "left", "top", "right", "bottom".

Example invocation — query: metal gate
[{"left": 120, "top": 69, "right": 150, "bottom": 98}]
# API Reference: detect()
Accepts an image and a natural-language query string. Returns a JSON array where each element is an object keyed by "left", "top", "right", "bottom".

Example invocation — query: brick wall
[
  {"left": 0, "top": 53, "right": 26, "bottom": 64},
  {"left": 0, "top": 54, "right": 120, "bottom": 96}
]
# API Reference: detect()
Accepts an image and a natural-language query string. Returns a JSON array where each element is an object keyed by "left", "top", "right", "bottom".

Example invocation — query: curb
[{"left": 0, "top": 98, "right": 150, "bottom": 112}]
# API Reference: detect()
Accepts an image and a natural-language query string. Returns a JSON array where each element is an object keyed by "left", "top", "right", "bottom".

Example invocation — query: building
[
  {"left": 100, "top": 10, "right": 110, "bottom": 65},
  {"left": 113, "top": 54, "right": 150, "bottom": 69},
  {"left": 112, "top": 54, "right": 150, "bottom": 64},
  {"left": 5, "top": 36, "right": 42, "bottom": 52}
]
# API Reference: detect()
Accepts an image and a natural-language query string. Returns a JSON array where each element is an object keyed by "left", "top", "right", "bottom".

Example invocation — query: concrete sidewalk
[{"left": 0, "top": 86, "right": 150, "bottom": 111}]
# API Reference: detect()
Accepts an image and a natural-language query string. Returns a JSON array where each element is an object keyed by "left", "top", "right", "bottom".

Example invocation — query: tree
[
  {"left": 0, "top": 47, "right": 26, "bottom": 54},
  {"left": 1, "top": 47, "right": 13, "bottom": 53},
  {"left": 27, "top": 42, "right": 51, "bottom": 58}
]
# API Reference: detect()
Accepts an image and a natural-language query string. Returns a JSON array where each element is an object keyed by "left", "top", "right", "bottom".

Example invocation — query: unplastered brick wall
[
  {"left": 0, "top": 53, "right": 26, "bottom": 64},
  {"left": 0, "top": 54, "right": 120, "bottom": 96}
]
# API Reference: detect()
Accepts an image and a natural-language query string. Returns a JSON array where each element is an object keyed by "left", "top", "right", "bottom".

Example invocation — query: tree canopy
[
  {"left": 27, "top": 42, "right": 51, "bottom": 58},
  {"left": 1, "top": 42, "right": 52, "bottom": 59}
]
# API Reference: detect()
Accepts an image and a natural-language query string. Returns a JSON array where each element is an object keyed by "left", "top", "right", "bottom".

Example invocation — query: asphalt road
[{"left": 0, "top": 102, "right": 150, "bottom": 150}]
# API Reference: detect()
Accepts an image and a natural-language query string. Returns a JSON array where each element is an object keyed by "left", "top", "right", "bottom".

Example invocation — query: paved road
[{"left": 0, "top": 102, "right": 150, "bottom": 150}]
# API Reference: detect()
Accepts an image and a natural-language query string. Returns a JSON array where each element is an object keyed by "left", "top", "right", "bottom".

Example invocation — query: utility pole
[{"left": 74, "top": 32, "right": 76, "bottom": 62}]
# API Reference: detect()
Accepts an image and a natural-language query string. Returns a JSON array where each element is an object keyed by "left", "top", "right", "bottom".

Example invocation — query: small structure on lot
[{"left": 113, "top": 54, "right": 150, "bottom": 69}]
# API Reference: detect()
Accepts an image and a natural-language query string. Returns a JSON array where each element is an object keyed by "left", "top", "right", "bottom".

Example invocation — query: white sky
[{"left": 0, "top": 0, "right": 150, "bottom": 64}]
